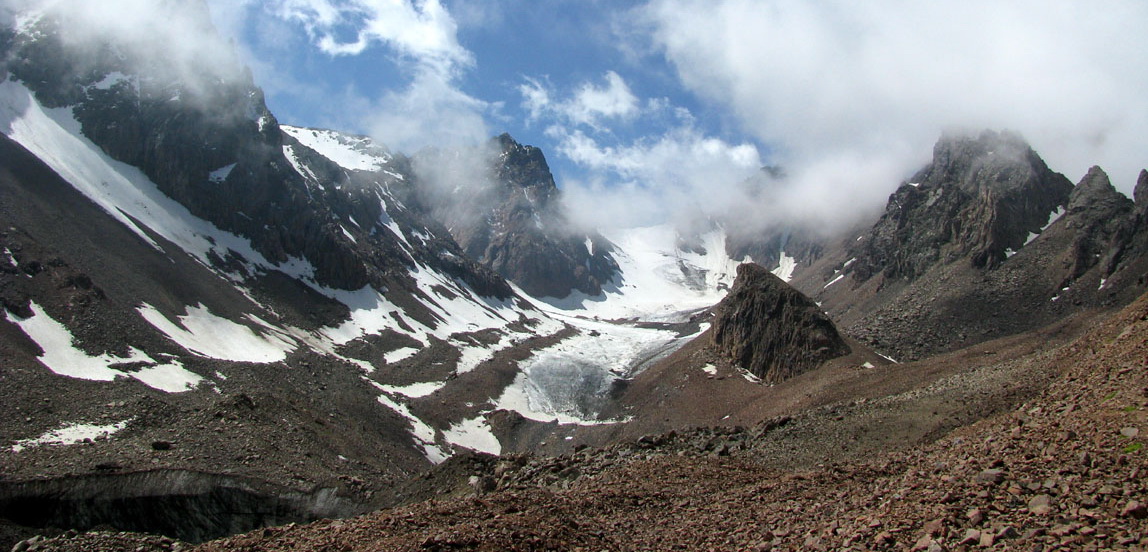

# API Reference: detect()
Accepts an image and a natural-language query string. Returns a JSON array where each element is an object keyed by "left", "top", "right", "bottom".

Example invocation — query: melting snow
[
  {"left": 823, "top": 274, "right": 846, "bottom": 289},
  {"left": 701, "top": 364, "right": 718, "bottom": 376},
  {"left": 282, "top": 126, "right": 392, "bottom": 172},
  {"left": 374, "top": 391, "right": 448, "bottom": 464},
  {"left": 138, "top": 303, "right": 296, "bottom": 363},
  {"left": 492, "top": 311, "right": 690, "bottom": 424},
  {"left": 375, "top": 381, "right": 442, "bottom": 399},
  {"left": 383, "top": 347, "right": 420, "bottom": 364},
  {"left": 11, "top": 420, "right": 130, "bottom": 453},
  {"left": 5, "top": 303, "right": 203, "bottom": 392},
  {"left": 442, "top": 416, "right": 501, "bottom": 455},
  {"left": 208, "top": 163, "right": 235, "bottom": 183},
  {"left": 772, "top": 251, "right": 797, "bottom": 282}
]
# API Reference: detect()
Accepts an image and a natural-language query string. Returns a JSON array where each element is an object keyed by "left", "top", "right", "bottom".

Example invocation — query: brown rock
[
  {"left": 1121, "top": 500, "right": 1148, "bottom": 519},
  {"left": 1028, "top": 494, "right": 1053, "bottom": 515},
  {"left": 959, "top": 529, "right": 980, "bottom": 546},
  {"left": 975, "top": 469, "right": 1005, "bottom": 485},
  {"left": 966, "top": 508, "right": 985, "bottom": 526}
]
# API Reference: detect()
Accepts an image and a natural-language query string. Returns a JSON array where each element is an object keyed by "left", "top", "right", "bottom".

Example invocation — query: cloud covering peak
[{"left": 639, "top": 0, "right": 1148, "bottom": 222}]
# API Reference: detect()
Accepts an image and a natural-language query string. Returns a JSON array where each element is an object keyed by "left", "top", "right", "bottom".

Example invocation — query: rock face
[
  {"left": 851, "top": 130, "right": 1074, "bottom": 282},
  {"left": 0, "top": 2, "right": 510, "bottom": 300},
  {"left": 712, "top": 263, "right": 849, "bottom": 383},
  {"left": 416, "top": 134, "right": 618, "bottom": 299},
  {"left": 794, "top": 132, "right": 1148, "bottom": 361}
]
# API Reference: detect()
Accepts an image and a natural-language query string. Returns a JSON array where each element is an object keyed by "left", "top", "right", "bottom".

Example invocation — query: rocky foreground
[{"left": 18, "top": 292, "right": 1147, "bottom": 551}]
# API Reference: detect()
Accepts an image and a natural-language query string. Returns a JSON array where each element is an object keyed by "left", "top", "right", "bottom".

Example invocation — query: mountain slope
[
  {"left": 0, "top": 2, "right": 587, "bottom": 500},
  {"left": 792, "top": 131, "right": 1148, "bottom": 360},
  {"left": 413, "top": 134, "right": 618, "bottom": 299}
]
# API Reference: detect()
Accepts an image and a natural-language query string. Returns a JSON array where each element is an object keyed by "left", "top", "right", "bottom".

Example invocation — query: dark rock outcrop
[
  {"left": 712, "top": 264, "right": 849, "bottom": 383},
  {"left": 850, "top": 130, "right": 1073, "bottom": 282},
  {"left": 416, "top": 134, "right": 618, "bottom": 299},
  {"left": 1058, "top": 167, "right": 1135, "bottom": 285}
]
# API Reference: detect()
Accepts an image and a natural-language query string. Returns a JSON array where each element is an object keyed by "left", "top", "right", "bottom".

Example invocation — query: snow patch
[
  {"left": 0, "top": 79, "right": 309, "bottom": 280},
  {"left": 90, "top": 72, "right": 135, "bottom": 92},
  {"left": 443, "top": 416, "right": 501, "bottom": 455},
  {"left": 383, "top": 347, "right": 420, "bottom": 364},
  {"left": 823, "top": 274, "right": 846, "bottom": 289},
  {"left": 375, "top": 381, "right": 442, "bottom": 399},
  {"left": 138, "top": 303, "right": 296, "bottom": 363},
  {"left": 282, "top": 126, "right": 392, "bottom": 172},
  {"left": 208, "top": 163, "right": 235, "bottom": 183},
  {"left": 5, "top": 303, "right": 202, "bottom": 392},
  {"left": 1026, "top": 206, "right": 1066, "bottom": 246},
  {"left": 772, "top": 251, "right": 796, "bottom": 282},
  {"left": 374, "top": 392, "right": 448, "bottom": 464},
  {"left": 701, "top": 364, "right": 718, "bottom": 376},
  {"left": 129, "top": 360, "right": 203, "bottom": 392},
  {"left": 12, "top": 420, "right": 130, "bottom": 453},
  {"left": 737, "top": 366, "right": 762, "bottom": 384}
]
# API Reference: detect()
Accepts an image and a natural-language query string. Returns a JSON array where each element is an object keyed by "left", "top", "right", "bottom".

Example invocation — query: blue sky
[
  {"left": 206, "top": 0, "right": 766, "bottom": 230},
  {"left": 195, "top": 0, "right": 1148, "bottom": 229}
]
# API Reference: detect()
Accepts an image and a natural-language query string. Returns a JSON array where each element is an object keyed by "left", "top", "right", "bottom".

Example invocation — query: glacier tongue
[{"left": 536, "top": 224, "right": 747, "bottom": 322}]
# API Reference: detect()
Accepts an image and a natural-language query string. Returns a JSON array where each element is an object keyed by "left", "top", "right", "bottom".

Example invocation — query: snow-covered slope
[
  {"left": 282, "top": 125, "right": 399, "bottom": 175},
  {"left": 537, "top": 225, "right": 749, "bottom": 322}
]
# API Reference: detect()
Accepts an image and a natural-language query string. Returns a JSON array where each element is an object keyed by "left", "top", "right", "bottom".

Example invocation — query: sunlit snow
[
  {"left": 539, "top": 225, "right": 746, "bottom": 322},
  {"left": 772, "top": 251, "right": 796, "bottom": 282},
  {"left": 4, "top": 303, "right": 202, "bottom": 392},
  {"left": 282, "top": 125, "right": 393, "bottom": 172},
  {"left": 442, "top": 416, "right": 501, "bottom": 455},
  {"left": 11, "top": 420, "right": 130, "bottom": 453},
  {"left": 138, "top": 303, "right": 297, "bottom": 363}
]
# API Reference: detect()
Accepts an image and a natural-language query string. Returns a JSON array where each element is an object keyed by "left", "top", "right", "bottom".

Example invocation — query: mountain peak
[
  {"left": 1135, "top": 169, "right": 1148, "bottom": 209},
  {"left": 1067, "top": 166, "right": 1121, "bottom": 211}
]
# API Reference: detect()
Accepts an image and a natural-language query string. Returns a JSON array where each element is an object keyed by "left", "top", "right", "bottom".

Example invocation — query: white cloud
[
  {"left": 569, "top": 71, "right": 639, "bottom": 127},
  {"left": 10, "top": 0, "right": 248, "bottom": 97},
  {"left": 556, "top": 126, "right": 763, "bottom": 229},
  {"left": 522, "top": 71, "right": 763, "bottom": 229},
  {"left": 270, "top": 0, "right": 471, "bottom": 72},
  {"left": 640, "top": 0, "right": 1148, "bottom": 220},
  {"left": 364, "top": 67, "right": 491, "bottom": 152},
  {"left": 522, "top": 71, "right": 639, "bottom": 131},
  {"left": 235, "top": 0, "right": 489, "bottom": 151}
]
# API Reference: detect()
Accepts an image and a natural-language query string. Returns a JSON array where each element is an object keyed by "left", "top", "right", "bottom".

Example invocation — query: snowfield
[
  {"left": 539, "top": 225, "right": 747, "bottom": 322},
  {"left": 5, "top": 303, "right": 204, "bottom": 393}
]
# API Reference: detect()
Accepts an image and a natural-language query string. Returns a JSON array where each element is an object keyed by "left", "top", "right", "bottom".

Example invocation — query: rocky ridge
[
  {"left": 711, "top": 263, "right": 850, "bottom": 383},
  {"left": 796, "top": 132, "right": 1148, "bottom": 361},
  {"left": 851, "top": 130, "right": 1073, "bottom": 281},
  {"left": 415, "top": 134, "right": 618, "bottom": 299}
]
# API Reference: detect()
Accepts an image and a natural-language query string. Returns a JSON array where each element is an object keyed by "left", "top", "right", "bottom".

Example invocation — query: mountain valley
[{"left": 0, "top": 3, "right": 1146, "bottom": 551}]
